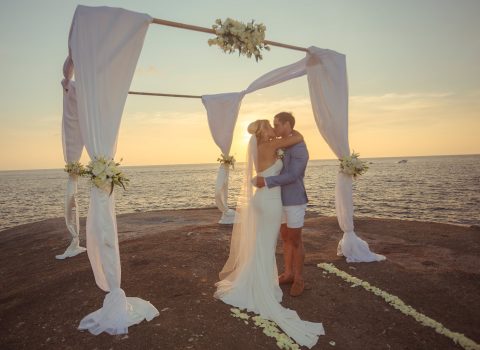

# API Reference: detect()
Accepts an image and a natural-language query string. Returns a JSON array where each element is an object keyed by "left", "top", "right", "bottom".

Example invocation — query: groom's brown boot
[{"left": 290, "top": 279, "right": 305, "bottom": 297}]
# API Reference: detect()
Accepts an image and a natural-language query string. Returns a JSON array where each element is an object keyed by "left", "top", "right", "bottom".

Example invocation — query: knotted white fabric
[
  {"left": 67, "top": 5, "right": 158, "bottom": 334},
  {"left": 78, "top": 288, "right": 159, "bottom": 335},
  {"left": 202, "top": 46, "right": 385, "bottom": 263},
  {"left": 215, "top": 164, "right": 236, "bottom": 224},
  {"left": 57, "top": 70, "right": 87, "bottom": 260}
]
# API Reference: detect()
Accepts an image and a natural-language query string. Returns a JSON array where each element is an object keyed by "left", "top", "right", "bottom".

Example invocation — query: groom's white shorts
[{"left": 281, "top": 204, "right": 307, "bottom": 229}]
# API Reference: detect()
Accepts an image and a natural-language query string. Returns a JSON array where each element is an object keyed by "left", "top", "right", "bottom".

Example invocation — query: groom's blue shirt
[{"left": 265, "top": 141, "right": 309, "bottom": 206}]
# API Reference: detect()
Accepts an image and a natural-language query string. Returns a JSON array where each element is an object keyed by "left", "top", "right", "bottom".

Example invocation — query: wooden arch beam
[{"left": 128, "top": 17, "right": 308, "bottom": 98}]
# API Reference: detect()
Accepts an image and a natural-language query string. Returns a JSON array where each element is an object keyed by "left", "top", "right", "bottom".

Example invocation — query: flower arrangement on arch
[
  {"left": 85, "top": 156, "right": 129, "bottom": 195},
  {"left": 208, "top": 18, "right": 270, "bottom": 62},
  {"left": 217, "top": 154, "right": 236, "bottom": 170},
  {"left": 339, "top": 151, "right": 369, "bottom": 178},
  {"left": 64, "top": 161, "right": 87, "bottom": 176}
]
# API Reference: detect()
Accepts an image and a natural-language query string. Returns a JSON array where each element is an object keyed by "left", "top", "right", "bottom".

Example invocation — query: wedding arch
[{"left": 59, "top": 5, "right": 385, "bottom": 335}]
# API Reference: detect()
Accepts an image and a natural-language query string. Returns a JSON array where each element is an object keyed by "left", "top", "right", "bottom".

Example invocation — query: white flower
[
  {"left": 105, "top": 162, "right": 118, "bottom": 177},
  {"left": 91, "top": 160, "right": 107, "bottom": 176},
  {"left": 93, "top": 177, "right": 107, "bottom": 190},
  {"left": 276, "top": 149, "right": 285, "bottom": 159}
]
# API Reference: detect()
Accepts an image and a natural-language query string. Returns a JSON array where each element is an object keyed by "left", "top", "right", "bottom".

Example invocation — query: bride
[{"left": 215, "top": 119, "right": 324, "bottom": 348}]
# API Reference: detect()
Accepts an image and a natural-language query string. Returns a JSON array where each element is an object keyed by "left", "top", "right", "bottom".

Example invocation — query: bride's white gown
[{"left": 215, "top": 158, "right": 324, "bottom": 348}]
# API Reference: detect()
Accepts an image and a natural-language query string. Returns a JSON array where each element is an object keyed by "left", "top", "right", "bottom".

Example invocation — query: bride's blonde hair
[{"left": 247, "top": 119, "right": 270, "bottom": 138}]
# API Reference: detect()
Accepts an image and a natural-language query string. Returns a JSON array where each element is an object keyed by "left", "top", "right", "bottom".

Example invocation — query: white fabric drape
[
  {"left": 68, "top": 5, "right": 158, "bottom": 335},
  {"left": 215, "top": 165, "right": 236, "bottom": 224},
  {"left": 306, "top": 47, "right": 385, "bottom": 263},
  {"left": 244, "top": 56, "right": 308, "bottom": 93},
  {"left": 203, "top": 92, "right": 243, "bottom": 156},
  {"left": 202, "top": 46, "right": 384, "bottom": 263},
  {"left": 57, "top": 68, "right": 87, "bottom": 259},
  {"left": 202, "top": 58, "right": 308, "bottom": 223},
  {"left": 202, "top": 93, "right": 243, "bottom": 223}
]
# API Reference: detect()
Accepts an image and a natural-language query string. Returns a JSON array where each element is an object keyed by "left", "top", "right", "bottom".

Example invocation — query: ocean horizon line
[{"left": 0, "top": 153, "right": 478, "bottom": 172}]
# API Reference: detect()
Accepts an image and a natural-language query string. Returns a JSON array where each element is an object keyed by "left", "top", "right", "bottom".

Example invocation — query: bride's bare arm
[{"left": 269, "top": 131, "right": 303, "bottom": 150}]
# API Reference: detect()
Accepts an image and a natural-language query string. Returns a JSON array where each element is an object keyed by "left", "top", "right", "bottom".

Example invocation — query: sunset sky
[{"left": 1, "top": 0, "right": 479, "bottom": 170}]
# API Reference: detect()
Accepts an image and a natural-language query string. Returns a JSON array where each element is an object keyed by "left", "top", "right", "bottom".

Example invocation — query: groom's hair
[{"left": 274, "top": 112, "right": 295, "bottom": 129}]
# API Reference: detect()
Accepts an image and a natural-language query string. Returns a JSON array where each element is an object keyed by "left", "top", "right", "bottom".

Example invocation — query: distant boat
[{"left": 398, "top": 159, "right": 408, "bottom": 164}]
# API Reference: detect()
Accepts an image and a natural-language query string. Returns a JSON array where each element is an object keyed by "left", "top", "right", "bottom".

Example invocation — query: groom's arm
[{"left": 264, "top": 145, "right": 308, "bottom": 188}]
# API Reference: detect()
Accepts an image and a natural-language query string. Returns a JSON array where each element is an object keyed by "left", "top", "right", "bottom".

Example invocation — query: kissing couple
[{"left": 214, "top": 112, "right": 324, "bottom": 348}]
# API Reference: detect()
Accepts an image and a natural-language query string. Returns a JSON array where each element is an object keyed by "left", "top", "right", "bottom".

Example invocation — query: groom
[{"left": 255, "top": 112, "right": 309, "bottom": 297}]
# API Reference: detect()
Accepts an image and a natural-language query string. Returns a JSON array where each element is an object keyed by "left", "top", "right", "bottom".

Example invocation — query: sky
[{"left": 0, "top": 0, "right": 479, "bottom": 170}]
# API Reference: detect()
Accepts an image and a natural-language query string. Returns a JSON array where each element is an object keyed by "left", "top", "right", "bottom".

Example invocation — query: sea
[{"left": 0, "top": 155, "right": 479, "bottom": 232}]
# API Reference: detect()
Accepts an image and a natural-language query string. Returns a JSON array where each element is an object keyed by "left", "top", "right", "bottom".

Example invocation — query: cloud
[
  {"left": 3, "top": 114, "right": 59, "bottom": 130},
  {"left": 123, "top": 110, "right": 207, "bottom": 126},
  {"left": 350, "top": 91, "right": 454, "bottom": 112},
  {"left": 134, "top": 65, "right": 162, "bottom": 76},
  {"left": 348, "top": 91, "right": 479, "bottom": 129}
]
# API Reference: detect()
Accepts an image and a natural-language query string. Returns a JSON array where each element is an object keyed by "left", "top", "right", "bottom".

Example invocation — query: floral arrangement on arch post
[
  {"left": 86, "top": 156, "right": 129, "bottom": 195},
  {"left": 64, "top": 161, "right": 87, "bottom": 177},
  {"left": 339, "top": 151, "right": 369, "bottom": 178},
  {"left": 208, "top": 18, "right": 270, "bottom": 61},
  {"left": 64, "top": 157, "right": 129, "bottom": 195},
  {"left": 217, "top": 154, "right": 236, "bottom": 170}
]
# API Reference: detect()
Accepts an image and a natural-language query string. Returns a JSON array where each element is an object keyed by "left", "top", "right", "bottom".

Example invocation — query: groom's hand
[{"left": 256, "top": 176, "right": 266, "bottom": 188}]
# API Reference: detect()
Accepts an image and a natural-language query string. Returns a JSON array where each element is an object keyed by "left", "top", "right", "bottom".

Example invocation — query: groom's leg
[
  {"left": 289, "top": 227, "right": 305, "bottom": 296},
  {"left": 290, "top": 227, "right": 305, "bottom": 281},
  {"left": 284, "top": 204, "right": 307, "bottom": 296},
  {"left": 279, "top": 224, "right": 294, "bottom": 283}
]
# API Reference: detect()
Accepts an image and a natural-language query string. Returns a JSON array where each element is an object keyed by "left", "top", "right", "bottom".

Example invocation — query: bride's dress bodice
[
  {"left": 258, "top": 158, "right": 283, "bottom": 177},
  {"left": 255, "top": 159, "right": 283, "bottom": 199}
]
